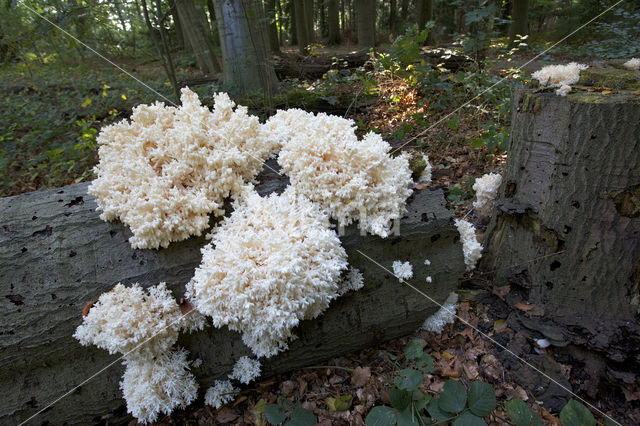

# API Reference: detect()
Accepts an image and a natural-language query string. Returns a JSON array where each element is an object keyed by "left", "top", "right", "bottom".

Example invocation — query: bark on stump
[
  {"left": 0, "top": 176, "right": 464, "bottom": 425},
  {"left": 483, "top": 67, "right": 640, "bottom": 393}
]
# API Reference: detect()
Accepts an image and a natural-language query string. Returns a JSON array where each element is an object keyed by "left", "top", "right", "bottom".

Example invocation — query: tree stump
[
  {"left": 483, "top": 67, "right": 640, "bottom": 393},
  {"left": 0, "top": 176, "right": 464, "bottom": 424}
]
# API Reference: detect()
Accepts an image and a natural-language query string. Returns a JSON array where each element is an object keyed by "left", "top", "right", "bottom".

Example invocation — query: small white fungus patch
[
  {"left": 392, "top": 260, "right": 413, "bottom": 281},
  {"left": 555, "top": 85, "right": 572, "bottom": 97},
  {"left": 418, "top": 154, "right": 432, "bottom": 184},
  {"left": 454, "top": 219, "right": 483, "bottom": 271},
  {"left": 472, "top": 173, "right": 502, "bottom": 216},
  {"left": 532, "top": 62, "right": 588, "bottom": 88},
  {"left": 337, "top": 267, "right": 365, "bottom": 296},
  {"left": 120, "top": 348, "right": 198, "bottom": 424},
  {"left": 204, "top": 380, "right": 239, "bottom": 409},
  {"left": 623, "top": 58, "right": 640, "bottom": 71},
  {"left": 421, "top": 292, "right": 458, "bottom": 333},
  {"left": 229, "top": 356, "right": 262, "bottom": 384}
]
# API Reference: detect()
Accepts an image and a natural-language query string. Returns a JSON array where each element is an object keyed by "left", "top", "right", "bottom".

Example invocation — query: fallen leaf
[
  {"left": 494, "top": 319, "right": 508, "bottom": 332},
  {"left": 81, "top": 300, "right": 94, "bottom": 317},
  {"left": 351, "top": 366, "right": 371, "bottom": 388},
  {"left": 442, "top": 351, "right": 454, "bottom": 360},
  {"left": 515, "top": 302, "right": 534, "bottom": 312},
  {"left": 216, "top": 407, "right": 239, "bottom": 423}
]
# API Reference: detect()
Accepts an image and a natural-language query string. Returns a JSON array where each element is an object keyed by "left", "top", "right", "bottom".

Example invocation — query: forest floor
[{"left": 155, "top": 279, "right": 638, "bottom": 425}]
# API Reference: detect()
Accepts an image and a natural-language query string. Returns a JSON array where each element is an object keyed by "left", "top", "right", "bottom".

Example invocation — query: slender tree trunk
[
  {"left": 264, "top": 0, "right": 281, "bottom": 52},
  {"left": 327, "top": 0, "right": 341, "bottom": 44},
  {"left": 275, "top": 0, "right": 284, "bottom": 45},
  {"left": 508, "top": 0, "right": 528, "bottom": 47},
  {"left": 417, "top": 0, "right": 433, "bottom": 30},
  {"left": 356, "top": 0, "right": 375, "bottom": 50},
  {"left": 214, "top": 0, "right": 278, "bottom": 96},
  {"left": 389, "top": 0, "right": 396, "bottom": 33},
  {"left": 293, "top": 0, "right": 308, "bottom": 53},
  {"left": 304, "top": 0, "right": 314, "bottom": 43},
  {"left": 140, "top": 0, "right": 180, "bottom": 101},
  {"left": 113, "top": 1, "right": 127, "bottom": 32},
  {"left": 400, "top": 0, "right": 408, "bottom": 21},
  {"left": 171, "top": 1, "right": 185, "bottom": 49},
  {"left": 290, "top": 0, "right": 298, "bottom": 44},
  {"left": 340, "top": 0, "right": 345, "bottom": 31},
  {"left": 175, "top": 0, "right": 220, "bottom": 74}
]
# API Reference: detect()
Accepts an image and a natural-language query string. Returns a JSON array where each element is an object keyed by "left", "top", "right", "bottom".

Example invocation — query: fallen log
[{"left": 0, "top": 176, "right": 464, "bottom": 425}]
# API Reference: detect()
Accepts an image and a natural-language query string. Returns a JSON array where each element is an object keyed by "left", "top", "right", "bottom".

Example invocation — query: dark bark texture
[
  {"left": 483, "top": 73, "right": 640, "bottom": 383},
  {"left": 0, "top": 175, "right": 464, "bottom": 424}
]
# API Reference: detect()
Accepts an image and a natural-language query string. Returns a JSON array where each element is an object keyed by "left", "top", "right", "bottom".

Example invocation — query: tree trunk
[
  {"left": 356, "top": 0, "right": 375, "bottom": 50},
  {"left": 0, "top": 178, "right": 464, "bottom": 424},
  {"left": 417, "top": 0, "right": 432, "bottom": 31},
  {"left": 213, "top": 0, "right": 278, "bottom": 95},
  {"left": 293, "top": 0, "right": 308, "bottom": 53},
  {"left": 171, "top": 1, "right": 185, "bottom": 49},
  {"left": 175, "top": 0, "right": 220, "bottom": 74},
  {"left": 483, "top": 70, "right": 640, "bottom": 388},
  {"left": 508, "top": 0, "right": 528, "bottom": 47},
  {"left": 400, "top": 0, "right": 408, "bottom": 21},
  {"left": 275, "top": 0, "right": 284, "bottom": 45},
  {"left": 140, "top": 0, "right": 180, "bottom": 101},
  {"left": 290, "top": 0, "right": 298, "bottom": 44},
  {"left": 264, "top": 0, "right": 280, "bottom": 52},
  {"left": 304, "top": 0, "right": 315, "bottom": 43},
  {"left": 327, "top": 0, "right": 341, "bottom": 44}
]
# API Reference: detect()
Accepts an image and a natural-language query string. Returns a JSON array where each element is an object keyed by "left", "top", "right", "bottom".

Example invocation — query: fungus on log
[
  {"left": 483, "top": 67, "right": 640, "bottom": 391},
  {"left": 0, "top": 176, "right": 464, "bottom": 424}
]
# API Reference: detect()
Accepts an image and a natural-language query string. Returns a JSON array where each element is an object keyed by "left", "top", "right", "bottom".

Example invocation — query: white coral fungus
[
  {"left": 89, "top": 88, "right": 277, "bottom": 249},
  {"left": 623, "top": 58, "right": 640, "bottom": 71},
  {"left": 205, "top": 380, "right": 239, "bottom": 409},
  {"left": 120, "top": 349, "right": 198, "bottom": 424},
  {"left": 265, "top": 109, "right": 412, "bottom": 237},
  {"left": 421, "top": 292, "right": 458, "bottom": 333},
  {"left": 337, "top": 267, "right": 365, "bottom": 296},
  {"left": 74, "top": 282, "right": 205, "bottom": 357},
  {"left": 188, "top": 190, "right": 348, "bottom": 358},
  {"left": 532, "top": 62, "right": 588, "bottom": 87},
  {"left": 426, "top": 276, "right": 433, "bottom": 283},
  {"left": 454, "top": 219, "right": 483, "bottom": 271},
  {"left": 392, "top": 260, "right": 413, "bottom": 281},
  {"left": 472, "top": 172, "right": 502, "bottom": 216},
  {"left": 229, "top": 356, "right": 262, "bottom": 384},
  {"left": 555, "top": 85, "right": 572, "bottom": 97},
  {"left": 418, "top": 154, "right": 433, "bottom": 184},
  {"left": 424, "top": 259, "right": 431, "bottom": 266}
]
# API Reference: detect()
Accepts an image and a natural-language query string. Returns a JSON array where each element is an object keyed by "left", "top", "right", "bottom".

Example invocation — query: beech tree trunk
[
  {"left": 0, "top": 177, "right": 464, "bottom": 424},
  {"left": 327, "top": 0, "right": 341, "bottom": 45},
  {"left": 483, "top": 68, "right": 640, "bottom": 391},
  {"left": 417, "top": 0, "right": 433, "bottom": 31},
  {"left": 356, "top": 0, "right": 375, "bottom": 50},
  {"left": 508, "top": 0, "right": 528, "bottom": 47},
  {"left": 213, "top": 0, "right": 278, "bottom": 95},
  {"left": 175, "top": 0, "right": 220, "bottom": 74}
]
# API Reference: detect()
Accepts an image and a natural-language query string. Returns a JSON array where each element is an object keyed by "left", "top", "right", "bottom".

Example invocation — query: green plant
[
  {"left": 252, "top": 398, "right": 317, "bottom": 426},
  {"left": 365, "top": 339, "right": 496, "bottom": 425},
  {"left": 505, "top": 397, "right": 599, "bottom": 426}
]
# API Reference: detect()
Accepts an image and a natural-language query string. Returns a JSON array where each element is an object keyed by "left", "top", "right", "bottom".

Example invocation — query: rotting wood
[{"left": 0, "top": 175, "right": 464, "bottom": 425}]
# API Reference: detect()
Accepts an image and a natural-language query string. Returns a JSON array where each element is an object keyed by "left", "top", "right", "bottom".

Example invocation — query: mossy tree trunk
[{"left": 483, "top": 68, "right": 640, "bottom": 390}]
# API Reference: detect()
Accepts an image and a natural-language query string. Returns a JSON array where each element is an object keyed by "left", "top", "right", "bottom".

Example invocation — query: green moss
[
  {"left": 408, "top": 154, "right": 427, "bottom": 180},
  {"left": 578, "top": 66, "right": 640, "bottom": 91}
]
